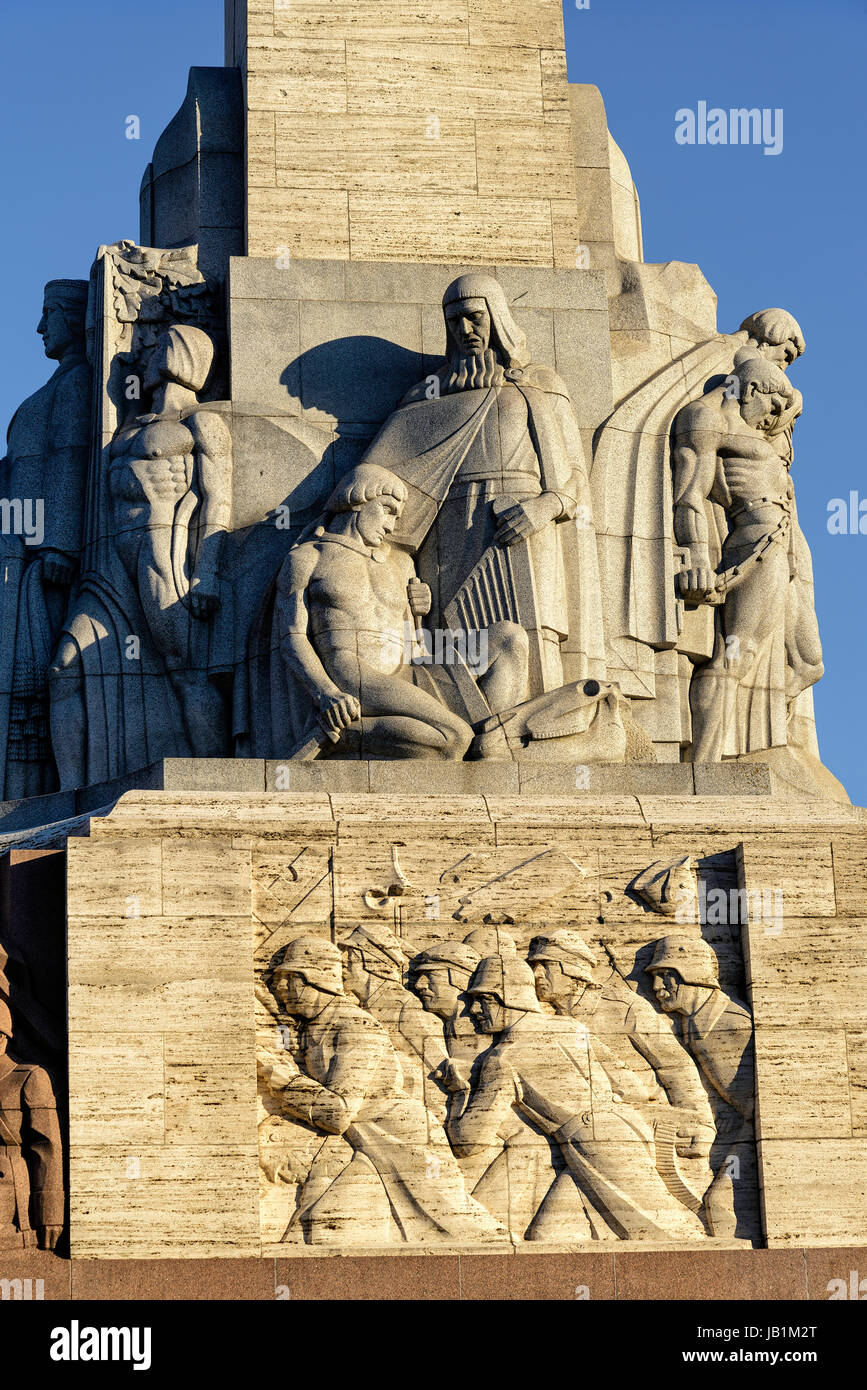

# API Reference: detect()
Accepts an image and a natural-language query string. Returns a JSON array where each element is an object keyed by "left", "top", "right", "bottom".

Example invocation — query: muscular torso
[
  {"left": 306, "top": 538, "right": 414, "bottom": 674},
  {"left": 677, "top": 396, "right": 791, "bottom": 538},
  {"left": 109, "top": 416, "right": 195, "bottom": 521}
]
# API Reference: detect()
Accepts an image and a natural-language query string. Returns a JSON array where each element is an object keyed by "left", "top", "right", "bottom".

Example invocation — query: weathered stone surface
[
  {"left": 61, "top": 787, "right": 867, "bottom": 1256},
  {"left": 3, "top": 0, "right": 860, "bottom": 1277},
  {"left": 139, "top": 67, "right": 244, "bottom": 281}
]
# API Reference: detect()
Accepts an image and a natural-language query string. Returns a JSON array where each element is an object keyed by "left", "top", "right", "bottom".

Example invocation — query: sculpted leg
[
  {"left": 169, "top": 669, "right": 227, "bottom": 758},
  {"left": 688, "top": 648, "right": 729, "bottom": 763},
  {"left": 477, "top": 620, "right": 529, "bottom": 713},
  {"left": 328, "top": 654, "right": 474, "bottom": 759}
]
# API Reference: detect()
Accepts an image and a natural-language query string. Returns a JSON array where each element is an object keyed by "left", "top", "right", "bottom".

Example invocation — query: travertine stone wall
[
  {"left": 66, "top": 788, "right": 867, "bottom": 1257},
  {"left": 569, "top": 85, "right": 642, "bottom": 276},
  {"left": 67, "top": 825, "right": 260, "bottom": 1258},
  {"left": 226, "top": 0, "right": 586, "bottom": 265}
]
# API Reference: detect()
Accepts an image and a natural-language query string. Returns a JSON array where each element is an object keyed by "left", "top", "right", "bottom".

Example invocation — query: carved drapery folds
[{"left": 0, "top": 248, "right": 839, "bottom": 795}]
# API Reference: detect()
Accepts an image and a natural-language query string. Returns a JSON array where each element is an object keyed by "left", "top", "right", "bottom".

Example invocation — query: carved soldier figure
[
  {"left": 51, "top": 324, "right": 232, "bottom": 786},
  {"left": 451, "top": 952, "right": 707, "bottom": 1241},
  {"left": 409, "top": 940, "right": 488, "bottom": 1072},
  {"left": 645, "top": 932, "right": 754, "bottom": 1237},
  {"left": 0, "top": 279, "right": 90, "bottom": 798},
  {"left": 339, "top": 922, "right": 451, "bottom": 1118},
  {"left": 527, "top": 930, "right": 716, "bottom": 1158},
  {"left": 672, "top": 356, "right": 823, "bottom": 761},
  {"left": 408, "top": 940, "right": 489, "bottom": 1119},
  {"left": 0, "top": 1000, "right": 64, "bottom": 1250},
  {"left": 645, "top": 934, "right": 754, "bottom": 1120},
  {"left": 257, "top": 936, "right": 503, "bottom": 1246}
]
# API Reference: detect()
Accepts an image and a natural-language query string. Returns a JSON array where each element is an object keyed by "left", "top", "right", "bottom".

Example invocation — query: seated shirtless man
[{"left": 275, "top": 463, "right": 527, "bottom": 760}]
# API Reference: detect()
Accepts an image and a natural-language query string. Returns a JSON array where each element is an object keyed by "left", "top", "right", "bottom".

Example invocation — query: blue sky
[{"left": 1, "top": 0, "right": 864, "bottom": 798}]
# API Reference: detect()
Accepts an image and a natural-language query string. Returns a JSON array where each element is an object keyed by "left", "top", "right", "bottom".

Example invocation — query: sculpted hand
[
  {"left": 407, "top": 578, "right": 432, "bottom": 618},
  {"left": 677, "top": 564, "right": 718, "bottom": 605},
  {"left": 257, "top": 1047, "right": 300, "bottom": 1091},
  {"left": 441, "top": 1059, "right": 471, "bottom": 1094},
  {"left": 42, "top": 551, "right": 76, "bottom": 587},
  {"left": 188, "top": 573, "right": 221, "bottom": 619},
  {"left": 494, "top": 494, "right": 559, "bottom": 547},
  {"left": 39, "top": 1225, "right": 63, "bottom": 1251},
  {"left": 675, "top": 1121, "right": 716, "bottom": 1161},
  {"left": 317, "top": 689, "right": 361, "bottom": 735}
]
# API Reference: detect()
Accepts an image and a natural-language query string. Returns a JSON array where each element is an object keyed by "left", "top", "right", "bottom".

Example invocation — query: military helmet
[
  {"left": 527, "top": 929, "right": 597, "bottom": 982},
  {"left": 409, "top": 941, "right": 480, "bottom": 980},
  {"left": 467, "top": 954, "right": 540, "bottom": 1012},
  {"left": 462, "top": 927, "right": 517, "bottom": 959},
  {"left": 644, "top": 933, "right": 719, "bottom": 988},
  {"left": 271, "top": 935, "right": 343, "bottom": 995},
  {"left": 340, "top": 922, "right": 407, "bottom": 974},
  {"left": 0, "top": 996, "right": 12, "bottom": 1039}
]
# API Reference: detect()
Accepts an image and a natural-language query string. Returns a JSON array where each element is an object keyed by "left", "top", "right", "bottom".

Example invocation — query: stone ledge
[
  {"left": 2, "top": 759, "right": 862, "bottom": 848},
  {"left": 4, "top": 1247, "right": 864, "bottom": 1300}
]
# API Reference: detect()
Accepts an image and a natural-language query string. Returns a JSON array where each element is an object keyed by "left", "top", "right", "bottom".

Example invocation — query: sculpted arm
[
  {"left": 40, "top": 363, "right": 91, "bottom": 586},
  {"left": 627, "top": 1007, "right": 714, "bottom": 1124},
  {"left": 268, "top": 1013, "right": 388, "bottom": 1135},
  {"left": 275, "top": 548, "right": 360, "bottom": 734},
  {"left": 494, "top": 390, "right": 578, "bottom": 545},
  {"left": 22, "top": 1067, "right": 65, "bottom": 1246},
  {"left": 672, "top": 405, "right": 721, "bottom": 603},
  {"left": 188, "top": 411, "right": 233, "bottom": 618},
  {"left": 449, "top": 1052, "right": 519, "bottom": 1157},
  {"left": 546, "top": 392, "right": 588, "bottom": 521}
]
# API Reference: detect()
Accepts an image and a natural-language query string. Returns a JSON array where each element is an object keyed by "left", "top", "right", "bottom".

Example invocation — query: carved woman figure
[{"left": 50, "top": 324, "right": 232, "bottom": 786}]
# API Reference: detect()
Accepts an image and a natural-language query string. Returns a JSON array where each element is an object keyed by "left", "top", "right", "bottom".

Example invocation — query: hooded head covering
[
  {"left": 159, "top": 323, "right": 215, "bottom": 393},
  {"left": 441, "top": 274, "right": 530, "bottom": 374}
]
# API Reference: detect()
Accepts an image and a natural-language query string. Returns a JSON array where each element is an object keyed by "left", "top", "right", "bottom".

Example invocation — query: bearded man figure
[{"left": 358, "top": 274, "right": 606, "bottom": 701}]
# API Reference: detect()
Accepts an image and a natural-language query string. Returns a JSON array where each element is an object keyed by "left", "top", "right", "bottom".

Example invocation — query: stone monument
[{"left": 0, "top": 0, "right": 863, "bottom": 1300}]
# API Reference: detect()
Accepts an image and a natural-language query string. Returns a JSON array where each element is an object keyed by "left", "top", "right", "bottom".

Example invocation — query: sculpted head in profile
[
  {"left": 317, "top": 464, "right": 408, "bottom": 552},
  {"left": 269, "top": 936, "right": 344, "bottom": 1020},
  {"left": 339, "top": 922, "right": 407, "bottom": 1007},
  {"left": 730, "top": 356, "right": 798, "bottom": 435},
  {"left": 737, "top": 307, "right": 805, "bottom": 371},
  {"left": 466, "top": 948, "right": 541, "bottom": 1035},
  {"left": 410, "top": 942, "right": 481, "bottom": 1022},
  {"left": 527, "top": 930, "right": 599, "bottom": 1015},
  {"left": 441, "top": 273, "right": 531, "bottom": 392},
  {"left": 37, "top": 278, "right": 88, "bottom": 361},
  {"left": 644, "top": 932, "right": 721, "bottom": 1017}
]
